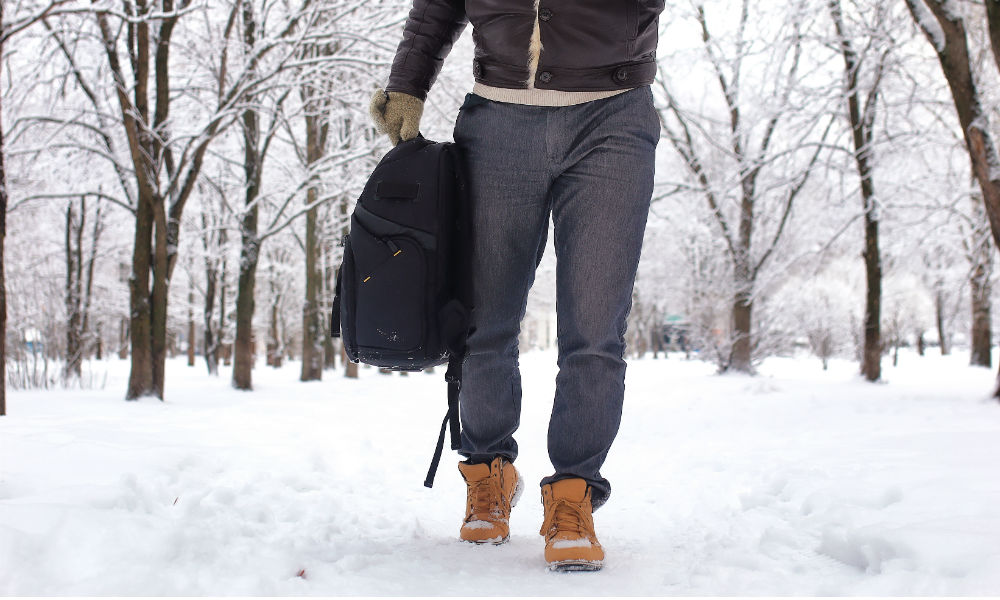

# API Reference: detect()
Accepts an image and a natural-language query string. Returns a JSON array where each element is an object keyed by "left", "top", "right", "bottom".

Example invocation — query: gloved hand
[{"left": 369, "top": 88, "right": 424, "bottom": 146}]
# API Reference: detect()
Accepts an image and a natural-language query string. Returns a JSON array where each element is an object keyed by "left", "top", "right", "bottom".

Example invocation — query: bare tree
[
  {"left": 35, "top": 0, "right": 325, "bottom": 399},
  {"left": 656, "top": 0, "right": 831, "bottom": 372},
  {"left": 905, "top": 0, "right": 1000, "bottom": 396},
  {"left": 231, "top": 0, "right": 285, "bottom": 391},
  {"left": 828, "top": 0, "right": 895, "bottom": 382},
  {"left": 227, "top": 1, "right": 392, "bottom": 388},
  {"left": 86, "top": 0, "right": 240, "bottom": 399},
  {"left": 298, "top": 42, "right": 336, "bottom": 383},
  {"left": 1, "top": 0, "right": 81, "bottom": 414}
]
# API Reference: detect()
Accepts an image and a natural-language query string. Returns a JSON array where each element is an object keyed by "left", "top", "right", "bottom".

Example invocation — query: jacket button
[
  {"left": 614, "top": 67, "right": 629, "bottom": 82},
  {"left": 538, "top": 71, "right": 552, "bottom": 83},
  {"left": 539, "top": 7, "right": 553, "bottom": 21},
  {"left": 473, "top": 61, "right": 483, "bottom": 78}
]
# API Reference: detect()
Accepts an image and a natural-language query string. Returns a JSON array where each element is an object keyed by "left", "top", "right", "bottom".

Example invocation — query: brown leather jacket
[{"left": 385, "top": 0, "right": 665, "bottom": 100}]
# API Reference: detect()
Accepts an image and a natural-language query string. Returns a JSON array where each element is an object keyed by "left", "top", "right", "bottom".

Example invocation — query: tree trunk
[
  {"left": 63, "top": 197, "right": 100, "bottom": 379},
  {"left": 323, "top": 329, "right": 337, "bottom": 369},
  {"left": 118, "top": 317, "right": 128, "bottom": 360},
  {"left": 300, "top": 109, "right": 326, "bottom": 382},
  {"left": 342, "top": 344, "right": 358, "bottom": 379},
  {"left": 187, "top": 287, "right": 196, "bottom": 367},
  {"left": 338, "top": 195, "right": 358, "bottom": 379},
  {"left": 232, "top": 224, "right": 258, "bottom": 388},
  {"left": 969, "top": 190, "right": 993, "bottom": 368},
  {"left": 935, "top": 289, "right": 950, "bottom": 356},
  {"left": 729, "top": 194, "right": 755, "bottom": 375},
  {"left": 202, "top": 215, "right": 220, "bottom": 375},
  {"left": 730, "top": 288, "right": 753, "bottom": 372},
  {"left": 126, "top": 193, "right": 155, "bottom": 400},
  {"left": 301, "top": 188, "right": 323, "bottom": 381},
  {"left": 267, "top": 283, "right": 282, "bottom": 368},
  {"left": 149, "top": 201, "right": 170, "bottom": 398},
  {"left": 862, "top": 219, "right": 882, "bottom": 380},
  {"left": 971, "top": 266, "right": 992, "bottom": 367},
  {"left": 81, "top": 200, "right": 101, "bottom": 363},
  {"left": 323, "top": 238, "right": 337, "bottom": 370},
  {"left": 65, "top": 201, "right": 83, "bottom": 381},
  {"left": 220, "top": 253, "right": 230, "bottom": 367},
  {"left": 233, "top": 156, "right": 260, "bottom": 390},
  {"left": 987, "top": 0, "right": 1000, "bottom": 76},
  {"left": 0, "top": 9, "right": 7, "bottom": 416},
  {"left": 203, "top": 261, "right": 219, "bottom": 375},
  {"left": 729, "top": 230, "right": 754, "bottom": 372},
  {"left": 232, "top": 0, "right": 261, "bottom": 391}
]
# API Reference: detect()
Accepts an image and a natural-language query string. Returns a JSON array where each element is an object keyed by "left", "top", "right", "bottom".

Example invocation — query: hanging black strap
[
  {"left": 423, "top": 141, "right": 473, "bottom": 489},
  {"left": 445, "top": 357, "right": 462, "bottom": 451},
  {"left": 330, "top": 267, "right": 342, "bottom": 339},
  {"left": 424, "top": 351, "right": 463, "bottom": 488}
]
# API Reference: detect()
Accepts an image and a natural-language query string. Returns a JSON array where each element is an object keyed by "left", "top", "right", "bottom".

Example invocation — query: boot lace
[
  {"left": 466, "top": 473, "right": 508, "bottom": 522},
  {"left": 540, "top": 497, "right": 592, "bottom": 540}
]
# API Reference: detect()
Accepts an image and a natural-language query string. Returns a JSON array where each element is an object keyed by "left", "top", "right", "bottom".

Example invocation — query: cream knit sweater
[{"left": 471, "top": 0, "right": 632, "bottom": 107}]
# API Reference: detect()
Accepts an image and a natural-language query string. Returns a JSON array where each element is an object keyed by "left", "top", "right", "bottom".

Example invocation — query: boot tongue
[
  {"left": 550, "top": 478, "right": 588, "bottom": 502},
  {"left": 458, "top": 461, "right": 492, "bottom": 482}
]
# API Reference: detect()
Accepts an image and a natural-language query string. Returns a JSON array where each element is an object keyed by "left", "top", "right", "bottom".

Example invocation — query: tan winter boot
[
  {"left": 540, "top": 478, "right": 605, "bottom": 571},
  {"left": 458, "top": 457, "right": 523, "bottom": 544}
]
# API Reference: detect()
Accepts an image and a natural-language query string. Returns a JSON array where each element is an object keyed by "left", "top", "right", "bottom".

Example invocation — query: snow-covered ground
[{"left": 2, "top": 349, "right": 999, "bottom": 595}]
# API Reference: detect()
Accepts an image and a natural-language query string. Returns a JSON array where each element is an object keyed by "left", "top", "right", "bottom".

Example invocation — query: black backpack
[{"left": 331, "top": 134, "right": 472, "bottom": 488}]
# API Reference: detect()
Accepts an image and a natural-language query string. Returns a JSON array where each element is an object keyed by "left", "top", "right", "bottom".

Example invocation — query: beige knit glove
[{"left": 370, "top": 88, "right": 424, "bottom": 146}]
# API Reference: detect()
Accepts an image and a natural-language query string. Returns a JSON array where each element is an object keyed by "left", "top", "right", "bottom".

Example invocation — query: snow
[
  {"left": 551, "top": 539, "right": 594, "bottom": 549},
  {"left": 908, "top": 0, "right": 947, "bottom": 54},
  {"left": 2, "top": 349, "right": 1000, "bottom": 595}
]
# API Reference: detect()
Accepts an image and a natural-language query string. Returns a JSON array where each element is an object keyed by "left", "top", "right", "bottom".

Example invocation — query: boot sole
[
  {"left": 547, "top": 560, "right": 604, "bottom": 572},
  {"left": 462, "top": 535, "right": 509, "bottom": 545}
]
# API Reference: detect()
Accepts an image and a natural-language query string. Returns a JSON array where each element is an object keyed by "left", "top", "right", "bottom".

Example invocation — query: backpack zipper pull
[{"left": 386, "top": 239, "right": 402, "bottom": 255}]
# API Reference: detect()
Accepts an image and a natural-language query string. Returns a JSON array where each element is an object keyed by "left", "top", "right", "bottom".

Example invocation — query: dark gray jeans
[{"left": 453, "top": 85, "right": 660, "bottom": 510}]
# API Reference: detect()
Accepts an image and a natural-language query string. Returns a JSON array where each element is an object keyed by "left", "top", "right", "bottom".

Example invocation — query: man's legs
[
  {"left": 541, "top": 86, "right": 660, "bottom": 510},
  {"left": 450, "top": 87, "right": 659, "bottom": 560},
  {"left": 452, "top": 94, "right": 552, "bottom": 464}
]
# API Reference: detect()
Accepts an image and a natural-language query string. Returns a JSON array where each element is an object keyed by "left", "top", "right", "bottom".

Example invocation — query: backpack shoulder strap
[
  {"left": 423, "top": 351, "right": 463, "bottom": 488},
  {"left": 423, "top": 140, "right": 473, "bottom": 489}
]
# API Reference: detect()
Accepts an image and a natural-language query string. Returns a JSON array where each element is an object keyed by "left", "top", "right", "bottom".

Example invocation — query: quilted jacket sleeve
[{"left": 384, "top": 0, "right": 469, "bottom": 101}]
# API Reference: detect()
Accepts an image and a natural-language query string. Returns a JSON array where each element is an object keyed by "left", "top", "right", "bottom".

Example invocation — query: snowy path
[{"left": 2, "top": 351, "right": 999, "bottom": 595}]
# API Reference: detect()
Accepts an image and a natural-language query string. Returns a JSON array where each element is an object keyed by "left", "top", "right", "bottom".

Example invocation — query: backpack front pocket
[{"left": 349, "top": 211, "right": 427, "bottom": 353}]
